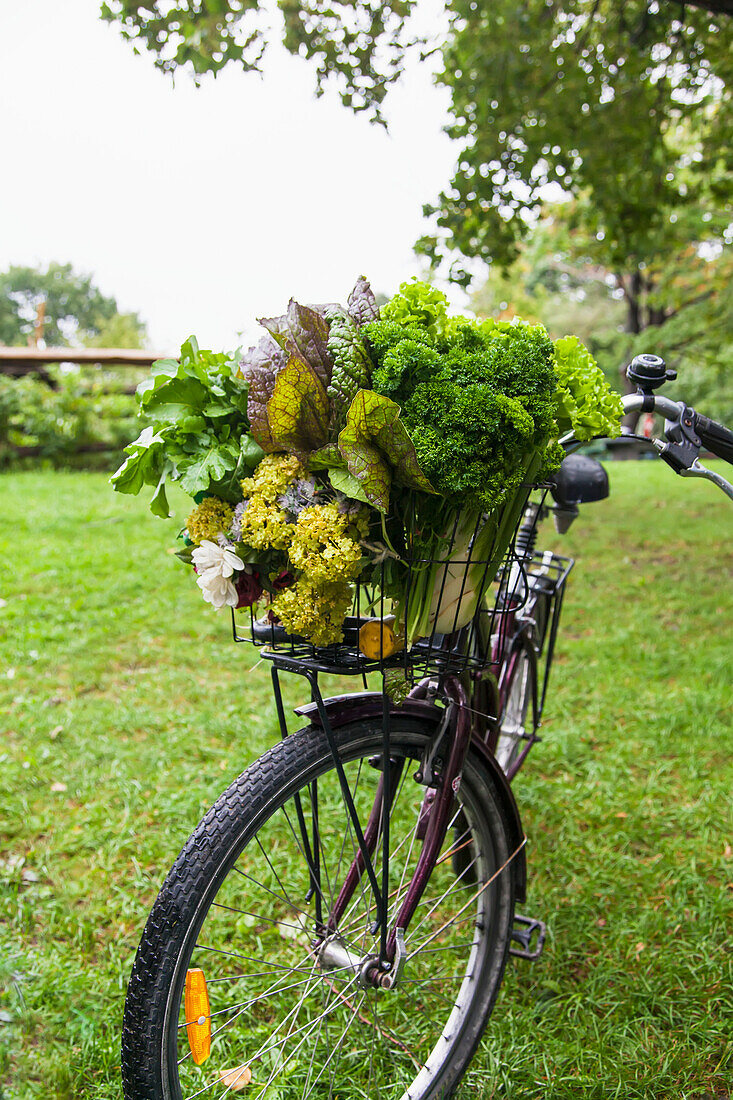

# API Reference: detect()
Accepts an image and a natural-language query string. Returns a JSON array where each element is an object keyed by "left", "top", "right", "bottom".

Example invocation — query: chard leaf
[
  {"left": 203, "top": 400, "right": 235, "bottom": 418},
  {"left": 338, "top": 390, "right": 434, "bottom": 512},
  {"left": 239, "top": 335, "right": 288, "bottom": 451},
  {"left": 326, "top": 311, "right": 374, "bottom": 430},
  {"left": 259, "top": 299, "right": 332, "bottom": 389},
  {"left": 328, "top": 467, "right": 371, "bottom": 504},
  {"left": 179, "top": 336, "right": 200, "bottom": 363},
  {"left": 347, "top": 276, "right": 380, "bottom": 326},
  {"left": 150, "top": 357, "right": 180, "bottom": 378},
  {"left": 241, "top": 434, "right": 266, "bottom": 469},
  {"left": 138, "top": 373, "right": 206, "bottom": 409},
  {"left": 149, "top": 461, "right": 174, "bottom": 518},
  {"left": 141, "top": 406, "right": 207, "bottom": 430},
  {"left": 206, "top": 434, "right": 265, "bottom": 502},
  {"left": 267, "top": 355, "right": 330, "bottom": 455},
  {"left": 308, "top": 443, "right": 345, "bottom": 471}
]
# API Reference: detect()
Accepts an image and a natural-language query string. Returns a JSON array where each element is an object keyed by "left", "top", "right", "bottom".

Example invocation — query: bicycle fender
[
  {"left": 294, "top": 691, "right": 441, "bottom": 730},
  {"left": 293, "top": 692, "right": 527, "bottom": 904}
]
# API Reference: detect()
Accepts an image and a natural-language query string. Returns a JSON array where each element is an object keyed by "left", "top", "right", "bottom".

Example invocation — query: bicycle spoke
[
  {"left": 302, "top": 984, "right": 329, "bottom": 1099},
  {"left": 179, "top": 960, "right": 318, "bottom": 1067},
  {"left": 192, "top": 944, "right": 318, "bottom": 975},
  {"left": 231, "top": 865, "right": 318, "bottom": 925},
  {"left": 178, "top": 963, "right": 360, "bottom": 1030},
  {"left": 254, "top": 832, "right": 305, "bottom": 918},
  {"left": 381, "top": 807, "right": 465, "bottom": 931},
  {"left": 237, "top": 974, "right": 362, "bottom": 1094},
  {"left": 301, "top": 993, "right": 367, "bottom": 1100},
  {"left": 332, "top": 757, "right": 365, "bottom": 888},
  {"left": 163, "top": 734, "right": 519, "bottom": 1100},
  {"left": 408, "top": 837, "right": 526, "bottom": 958},
  {"left": 211, "top": 900, "right": 312, "bottom": 936},
  {"left": 186, "top": 970, "right": 360, "bottom": 1097},
  {"left": 281, "top": 801, "right": 334, "bottom": 913},
  {"left": 406, "top": 852, "right": 480, "bottom": 942}
]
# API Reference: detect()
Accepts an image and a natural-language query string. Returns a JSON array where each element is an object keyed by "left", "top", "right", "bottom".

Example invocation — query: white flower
[
  {"left": 192, "top": 539, "right": 244, "bottom": 610},
  {"left": 197, "top": 572, "right": 239, "bottom": 609},
  {"left": 191, "top": 540, "right": 244, "bottom": 579}
]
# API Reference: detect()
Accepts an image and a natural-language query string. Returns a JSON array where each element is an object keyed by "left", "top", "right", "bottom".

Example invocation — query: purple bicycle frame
[{"left": 322, "top": 674, "right": 474, "bottom": 969}]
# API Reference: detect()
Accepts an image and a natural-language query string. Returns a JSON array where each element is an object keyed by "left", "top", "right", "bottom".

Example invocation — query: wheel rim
[{"left": 163, "top": 733, "right": 509, "bottom": 1100}]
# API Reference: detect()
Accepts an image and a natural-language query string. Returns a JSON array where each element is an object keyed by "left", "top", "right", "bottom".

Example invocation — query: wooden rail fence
[
  {"left": 0, "top": 345, "right": 167, "bottom": 459},
  {"left": 0, "top": 345, "right": 165, "bottom": 377}
]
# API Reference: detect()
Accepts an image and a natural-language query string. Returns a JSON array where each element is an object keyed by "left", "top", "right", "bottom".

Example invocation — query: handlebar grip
[{"left": 696, "top": 414, "right": 733, "bottom": 465}]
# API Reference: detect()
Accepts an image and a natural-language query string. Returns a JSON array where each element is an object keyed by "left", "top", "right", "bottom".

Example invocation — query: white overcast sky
[{"left": 0, "top": 0, "right": 461, "bottom": 352}]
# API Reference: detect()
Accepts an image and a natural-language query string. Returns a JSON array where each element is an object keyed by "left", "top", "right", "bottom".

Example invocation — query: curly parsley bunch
[{"left": 365, "top": 308, "right": 562, "bottom": 513}]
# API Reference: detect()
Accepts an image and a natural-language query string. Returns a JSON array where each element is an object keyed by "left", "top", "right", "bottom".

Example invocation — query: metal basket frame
[{"left": 231, "top": 486, "right": 570, "bottom": 695}]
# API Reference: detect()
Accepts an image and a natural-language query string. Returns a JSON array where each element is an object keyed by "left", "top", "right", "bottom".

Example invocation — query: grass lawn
[{"left": 1, "top": 462, "right": 731, "bottom": 1098}]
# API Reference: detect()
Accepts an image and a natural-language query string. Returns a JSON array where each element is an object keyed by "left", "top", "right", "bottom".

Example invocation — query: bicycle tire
[
  {"left": 121, "top": 715, "right": 518, "bottom": 1100},
  {"left": 495, "top": 641, "right": 536, "bottom": 776}
]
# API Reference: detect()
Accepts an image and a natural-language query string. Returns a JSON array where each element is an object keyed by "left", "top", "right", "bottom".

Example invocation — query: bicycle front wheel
[{"left": 121, "top": 715, "right": 518, "bottom": 1100}]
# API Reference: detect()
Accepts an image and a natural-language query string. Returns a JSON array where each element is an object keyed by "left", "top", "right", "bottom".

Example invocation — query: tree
[
  {"left": 102, "top": 1, "right": 732, "bottom": 417},
  {"left": 472, "top": 206, "right": 733, "bottom": 422},
  {"left": 102, "top": 3, "right": 732, "bottom": 267},
  {"left": 100, "top": 0, "right": 415, "bottom": 121},
  {"left": 0, "top": 262, "right": 147, "bottom": 348},
  {"left": 416, "top": 1, "right": 731, "bottom": 273},
  {"left": 100, "top": 1, "right": 733, "bottom": 134},
  {"left": 0, "top": 265, "right": 149, "bottom": 465},
  {"left": 471, "top": 211, "right": 627, "bottom": 371}
]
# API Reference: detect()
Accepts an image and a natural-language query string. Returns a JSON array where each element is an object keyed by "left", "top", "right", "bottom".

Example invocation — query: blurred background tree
[
  {"left": 101, "top": 1, "right": 732, "bottom": 422},
  {"left": 0, "top": 261, "right": 146, "bottom": 348},
  {"left": 100, "top": 0, "right": 416, "bottom": 122},
  {"left": 0, "top": 263, "right": 149, "bottom": 465},
  {"left": 416, "top": 0, "right": 733, "bottom": 421},
  {"left": 471, "top": 203, "right": 733, "bottom": 422}
]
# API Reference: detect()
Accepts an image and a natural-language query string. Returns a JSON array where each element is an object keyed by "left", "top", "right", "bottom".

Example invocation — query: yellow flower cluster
[
  {"left": 239, "top": 454, "right": 303, "bottom": 551},
  {"left": 272, "top": 579, "right": 353, "bottom": 647},
  {"left": 186, "top": 497, "right": 234, "bottom": 545},
  {"left": 241, "top": 453, "right": 303, "bottom": 501},
  {"left": 289, "top": 503, "right": 363, "bottom": 584},
  {"left": 238, "top": 495, "right": 291, "bottom": 551},
  {"left": 237, "top": 452, "right": 369, "bottom": 646}
]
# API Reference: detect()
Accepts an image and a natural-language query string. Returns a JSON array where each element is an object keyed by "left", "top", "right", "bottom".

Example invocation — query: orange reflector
[{"left": 184, "top": 968, "right": 211, "bottom": 1066}]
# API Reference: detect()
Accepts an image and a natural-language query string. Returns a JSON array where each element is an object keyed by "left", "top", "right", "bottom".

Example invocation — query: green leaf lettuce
[{"left": 554, "top": 335, "right": 623, "bottom": 441}]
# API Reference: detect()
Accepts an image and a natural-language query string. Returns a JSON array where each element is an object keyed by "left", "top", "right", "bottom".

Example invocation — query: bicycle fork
[{"left": 316, "top": 674, "right": 474, "bottom": 986}]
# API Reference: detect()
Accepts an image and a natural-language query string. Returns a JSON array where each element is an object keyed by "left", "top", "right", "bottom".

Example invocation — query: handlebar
[
  {"left": 695, "top": 414, "right": 733, "bottom": 465},
  {"left": 560, "top": 389, "right": 733, "bottom": 502}
]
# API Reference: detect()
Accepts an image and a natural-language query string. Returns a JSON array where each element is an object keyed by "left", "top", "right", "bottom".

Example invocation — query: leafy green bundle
[
  {"left": 358, "top": 283, "right": 623, "bottom": 645},
  {"left": 111, "top": 338, "right": 263, "bottom": 516},
  {"left": 111, "top": 277, "right": 623, "bottom": 653},
  {"left": 365, "top": 302, "right": 561, "bottom": 513},
  {"left": 238, "top": 279, "right": 433, "bottom": 513}
]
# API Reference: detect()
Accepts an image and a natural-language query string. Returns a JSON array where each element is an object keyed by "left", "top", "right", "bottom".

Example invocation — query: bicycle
[{"left": 120, "top": 353, "right": 733, "bottom": 1100}]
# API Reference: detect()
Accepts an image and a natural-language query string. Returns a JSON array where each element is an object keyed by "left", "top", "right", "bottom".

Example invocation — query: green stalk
[{"left": 403, "top": 449, "right": 545, "bottom": 646}]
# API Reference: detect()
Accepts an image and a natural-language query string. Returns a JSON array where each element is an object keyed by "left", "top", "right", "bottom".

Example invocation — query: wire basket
[{"left": 232, "top": 488, "right": 559, "bottom": 681}]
